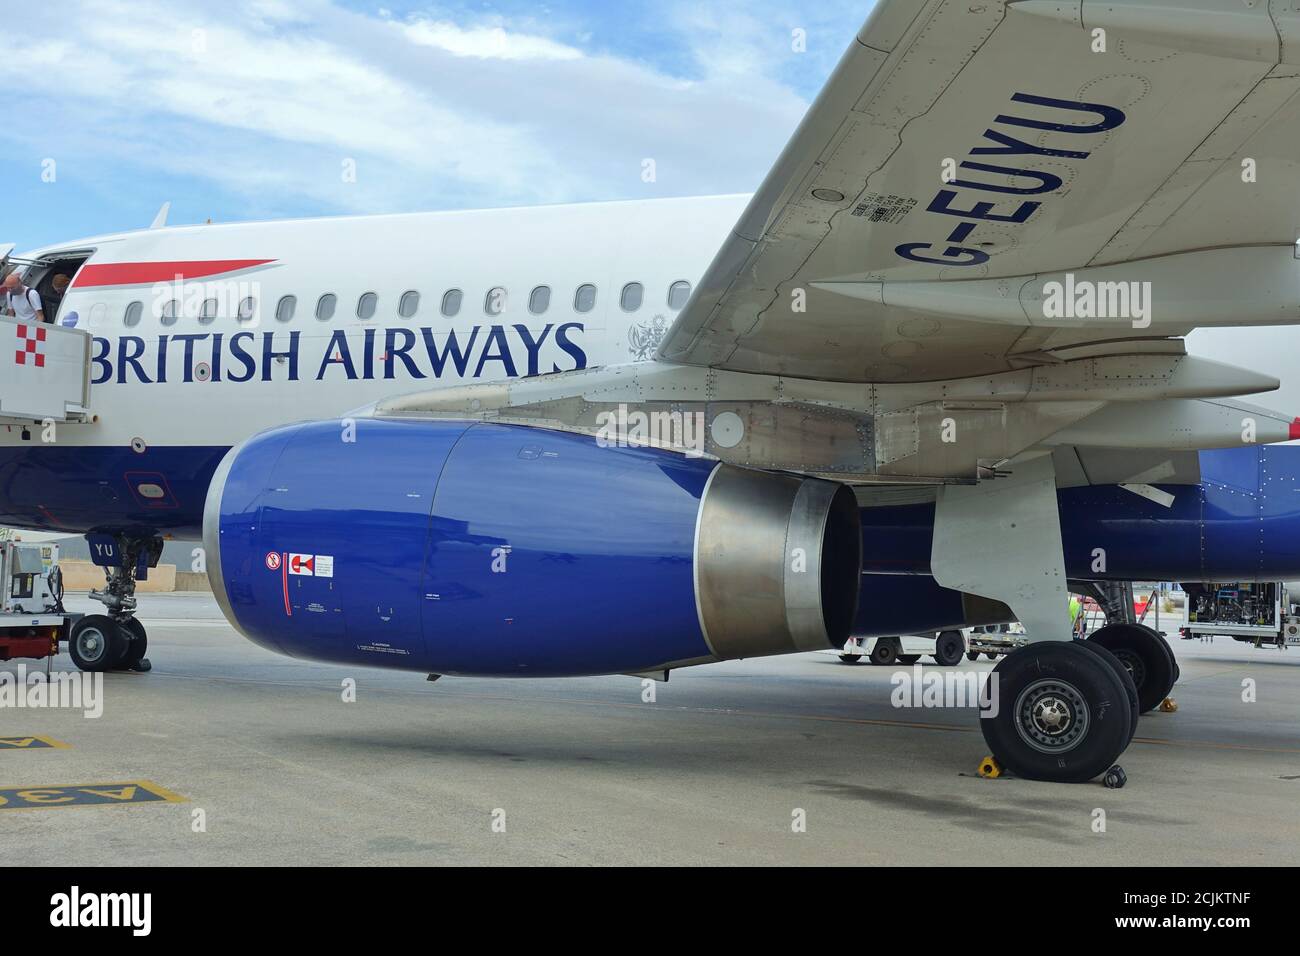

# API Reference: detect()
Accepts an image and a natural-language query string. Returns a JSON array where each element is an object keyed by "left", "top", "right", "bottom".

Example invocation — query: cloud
[
  {"left": 0, "top": 0, "right": 869, "bottom": 232},
  {"left": 401, "top": 19, "right": 584, "bottom": 61}
]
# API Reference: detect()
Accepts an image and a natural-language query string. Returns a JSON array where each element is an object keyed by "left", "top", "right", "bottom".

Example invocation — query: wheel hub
[
  {"left": 77, "top": 629, "right": 104, "bottom": 661},
  {"left": 1015, "top": 679, "right": 1090, "bottom": 754},
  {"left": 1114, "top": 648, "right": 1146, "bottom": 689}
]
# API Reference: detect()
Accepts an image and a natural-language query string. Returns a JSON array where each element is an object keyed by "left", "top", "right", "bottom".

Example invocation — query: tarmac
[{"left": 2, "top": 592, "right": 1297, "bottom": 865}]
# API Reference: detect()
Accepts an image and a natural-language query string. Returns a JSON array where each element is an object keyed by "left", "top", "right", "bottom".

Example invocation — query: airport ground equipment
[
  {"left": 1179, "top": 582, "right": 1300, "bottom": 649},
  {"left": 0, "top": 313, "right": 93, "bottom": 426},
  {"left": 966, "top": 625, "right": 1026, "bottom": 661},
  {"left": 0, "top": 540, "right": 75, "bottom": 671},
  {"left": 839, "top": 629, "right": 967, "bottom": 666},
  {"left": 0, "top": 537, "right": 153, "bottom": 673}
]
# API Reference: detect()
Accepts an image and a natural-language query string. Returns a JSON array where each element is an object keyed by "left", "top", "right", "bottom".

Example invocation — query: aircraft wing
[{"left": 659, "top": 0, "right": 1300, "bottom": 383}]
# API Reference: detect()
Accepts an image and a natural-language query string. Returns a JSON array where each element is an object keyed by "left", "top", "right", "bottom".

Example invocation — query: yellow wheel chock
[
  {"left": 1159, "top": 697, "right": 1178, "bottom": 713},
  {"left": 977, "top": 755, "right": 1003, "bottom": 778}
]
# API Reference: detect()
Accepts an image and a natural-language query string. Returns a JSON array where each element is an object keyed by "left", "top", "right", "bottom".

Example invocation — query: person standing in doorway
[{"left": 3, "top": 273, "right": 45, "bottom": 324}]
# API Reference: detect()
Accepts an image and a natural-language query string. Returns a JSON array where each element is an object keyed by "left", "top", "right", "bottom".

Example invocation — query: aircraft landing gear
[
  {"left": 980, "top": 641, "right": 1133, "bottom": 783},
  {"left": 78, "top": 531, "right": 161, "bottom": 673},
  {"left": 68, "top": 614, "right": 128, "bottom": 672},
  {"left": 1086, "top": 622, "right": 1176, "bottom": 713},
  {"left": 118, "top": 617, "right": 151, "bottom": 672},
  {"left": 1079, "top": 639, "right": 1140, "bottom": 745},
  {"left": 931, "top": 456, "right": 1139, "bottom": 782}
]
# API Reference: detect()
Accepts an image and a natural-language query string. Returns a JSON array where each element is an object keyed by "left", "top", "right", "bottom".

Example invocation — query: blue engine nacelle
[{"left": 203, "top": 419, "right": 861, "bottom": 677}]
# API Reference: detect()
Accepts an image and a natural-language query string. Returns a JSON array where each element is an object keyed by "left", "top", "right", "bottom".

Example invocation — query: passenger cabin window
[
  {"left": 316, "top": 294, "right": 337, "bottom": 321},
  {"left": 620, "top": 282, "right": 643, "bottom": 312},
  {"left": 159, "top": 299, "right": 178, "bottom": 326},
  {"left": 485, "top": 287, "right": 507, "bottom": 316},
  {"left": 441, "top": 289, "right": 463, "bottom": 317},
  {"left": 237, "top": 297, "right": 258, "bottom": 323},
  {"left": 124, "top": 301, "right": 143, "bottom": 327},
  {"left": 200, "top": 298, "right": 218, "bottom": 324},
  {"left": 357, "top": 292, "right": 377, "bottom": 320},
  {"left": 529, "top": 286, "right": 551, "bottom": 315},
  {"left": 275, "top": 295, "right": 297, "bottom": 323},
  {"left": 668, "top": 281, "right": 692, "bottom": 311},
  {"left": 574, "top": 284, "right": 597, "bottom": 313},
  {"left": 399, "top": 290, "right": 420, "bottom": 319}
]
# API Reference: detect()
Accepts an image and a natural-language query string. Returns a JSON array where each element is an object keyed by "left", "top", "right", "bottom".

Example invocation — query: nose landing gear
[{"left": 68, "top": 532, "right": 162, "bottom": 673}]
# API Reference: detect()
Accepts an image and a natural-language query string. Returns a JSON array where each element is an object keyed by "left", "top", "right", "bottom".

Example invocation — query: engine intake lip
[
  {"left": 694, "top": 465, "right": 862, "bottom": 660},
  {"left": 202, "top": 441, "right": 247, "bottom": 640}
]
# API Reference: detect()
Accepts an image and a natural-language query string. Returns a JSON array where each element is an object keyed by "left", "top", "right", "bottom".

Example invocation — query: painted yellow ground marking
[
  {"left": 0, "top": 735, "right": 70, "bottom": 750},
  {"left": 0, "top": 780, "right": 186, "bottom": 811}
]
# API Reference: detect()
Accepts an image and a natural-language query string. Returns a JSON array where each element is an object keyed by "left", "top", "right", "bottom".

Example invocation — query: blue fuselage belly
[
  {"left": 0, "top": 443, "right": 230, "bottom": 537},
  {"left": 5, "top": 443, "right": 1300, "bottom": 583},
  {"left": 858, "top": 445, "right": 1300, "bottom": 582}
]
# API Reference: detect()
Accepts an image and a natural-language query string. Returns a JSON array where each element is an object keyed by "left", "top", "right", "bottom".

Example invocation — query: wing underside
[{"left": 660, "top": 0, "right": 1300, "bottom": 383}]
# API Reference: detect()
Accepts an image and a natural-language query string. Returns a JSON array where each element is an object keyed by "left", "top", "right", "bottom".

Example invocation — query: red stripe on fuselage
[{"left": 72, "top": 259, "right": 277, "bottom": 288}]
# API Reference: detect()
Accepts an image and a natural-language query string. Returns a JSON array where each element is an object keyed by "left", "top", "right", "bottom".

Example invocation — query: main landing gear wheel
[
  {"left": 1079, "top": 639, "right": 1140, "bottom": 746},
  {"left": 1143, "top": 625, "right": 1179, "bottom": 687},
  {"left": 932, "top": 630, "right": 964, "bottom": 666},
  {"left": 1087, "top": 622, "right": 1175, "bottom": 713},
  {"left": 118, "top": 618, "right": 151, "bottom": 672},
  {"left": 898, "top": 654, "right": 921, "bottom": 665},
  {"left": 68, "top": 614, "right": 128, "bottom": 673},
  {"left": 870, "top": 638, "right": 899, "bottom": 666},
  {"left": 980, "top": 641, "right": 1133, "bottom": 783}
]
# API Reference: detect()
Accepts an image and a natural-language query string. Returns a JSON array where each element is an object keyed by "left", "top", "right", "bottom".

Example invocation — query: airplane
[{"left": 6, "top": 0, "right": 1300, "bottom": 783}]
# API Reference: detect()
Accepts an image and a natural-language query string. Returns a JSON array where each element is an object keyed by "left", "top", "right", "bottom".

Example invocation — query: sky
[{"left": 0, "top": 0, "right": 873, "bottom": 249}]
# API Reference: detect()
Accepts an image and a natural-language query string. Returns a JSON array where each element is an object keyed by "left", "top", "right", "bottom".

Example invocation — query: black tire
[
  {"left": 838, "top": 654, "right": 862, "bottom": 664},
  {"left": 933, "top": 629, "right": 964, "bottom": 666},
  {"left": 980, "top": 641, "right": 1132, "bottom": 783},
  {"left": 1088, "top": 622, "right": 1175, "bottom": 713},
  {"left": 870, "top": 638, "right": 899, "bottom": 666},
  {"left": 966, "top": 652, "right": 980, "bottom": 662},
  {"left": 1079, "top": 640, "right": 1140, "bottom": 745},
  {"left": 68, "top": 614, "right": 128, "bottom": 672},
  {"left": 1141, "top": 625, "right": 1178, "bottom": 691},
  {"left": 985, "top": 653, "right": 999, "bottom": 661},
  {"left": 119, "top": 618, "right": 148, "bottom": 669},
  {"left": 898, "top": 654, "right": 921, "bottom": 665}
]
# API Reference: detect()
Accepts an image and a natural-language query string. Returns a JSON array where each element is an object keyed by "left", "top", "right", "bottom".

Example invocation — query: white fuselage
[{"left": 3, "top": 195, "right": 749, "bottom": 452}]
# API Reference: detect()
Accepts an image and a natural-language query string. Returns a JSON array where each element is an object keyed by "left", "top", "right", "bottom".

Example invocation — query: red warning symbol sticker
[
  {"left": 288, "top": 553, "right": 315, "bottom": 576},
  {"left": 265, "top": 552, "right": 282, "bottom": 571}
]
